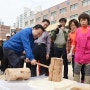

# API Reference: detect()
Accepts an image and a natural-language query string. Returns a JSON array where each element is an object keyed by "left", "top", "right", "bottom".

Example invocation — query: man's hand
[
  {"left": 25, "top": 58, "right": 37, "bottom": 65},
  {"left": 25, "top": 58, "right": 31, "bottom": 63},
  {"left": 31, "top": 59, "right": 37, "bottom": 65},
  {"left": 22, "top": 51, "right": 26, "bottom": 54},
  {"left": 46, "top": 54, "right": 49, "bottom": 60}
]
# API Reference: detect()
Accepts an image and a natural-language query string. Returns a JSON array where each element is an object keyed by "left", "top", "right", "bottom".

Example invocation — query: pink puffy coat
[{"left": 75, "top": 26, "right": 90, "bottom": 64}]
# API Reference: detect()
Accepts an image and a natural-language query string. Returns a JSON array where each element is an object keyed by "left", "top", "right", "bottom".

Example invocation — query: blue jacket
[{"left": 3, "top": 28, "right": 34, "bottom": 61}]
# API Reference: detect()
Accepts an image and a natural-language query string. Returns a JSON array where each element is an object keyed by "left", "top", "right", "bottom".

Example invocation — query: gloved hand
[{"left": 67, "top": 52, "right": 72, "bottom": 62}]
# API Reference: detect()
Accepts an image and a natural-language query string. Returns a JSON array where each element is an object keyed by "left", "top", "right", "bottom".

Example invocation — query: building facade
[
  {"left": 0, "top": 19, "right": 4, "bottom": 25},
  {"left": 0, "top": 25, "right": 10, "bottom": 39},
  {"left": 15, "top": 0, "right": 90, "bottom": 31},
  {"left": 24, "top": 11, "right": 35, "bottom": 28},
  {"left": 14, "top": 7, "right": 35, "bottom": 28},
  {"left": 35, "top": 0, "right": 90, "bottom": 31},
  {"left": 0, "top": 25, "right": 22, "bottom": 40}
]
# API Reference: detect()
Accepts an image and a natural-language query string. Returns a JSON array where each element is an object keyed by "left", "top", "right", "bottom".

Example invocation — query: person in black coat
[
  {"left": 45, "top": 37, "right": 54, "bottom": 76},
  {"left": 0, "top": 38, "right": 3, "bottom": 70}
]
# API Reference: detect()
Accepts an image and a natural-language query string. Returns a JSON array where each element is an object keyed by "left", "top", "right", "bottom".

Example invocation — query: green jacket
[{"left": 51, "top": 29, "right": 69, "bottom": 41}]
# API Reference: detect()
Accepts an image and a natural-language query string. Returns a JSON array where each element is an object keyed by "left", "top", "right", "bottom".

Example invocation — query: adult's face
[
  {"left": 32, "top": 28, "right": 43, "bottom": 39},
  {"left": 6, "top": 36, "right": 10, "bottom": 40},
  {"left": 41, "top": 21, "right": 49, "bottom": 29},
  {"left": 59, "top": 21, "right": 66, "bottom": 27},
  {"left": 11, "top": 32, "right": 16, "bottom": 36},
  {"left": 70, "top": 22, "right": 77, "bottom": 32},
  {"left": 80, "top": 18, "right": 88, "bottom": 27},
  {"left": 0, "top": 40, "right": 3, "bottom": 44}
]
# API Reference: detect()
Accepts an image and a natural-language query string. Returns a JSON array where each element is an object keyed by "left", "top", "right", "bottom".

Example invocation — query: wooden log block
[
  {"left": 49, "top": 70, "right": 53, "bottom": 81},
  {"left": 70, "top": 85, "right": 90, "bottom": 90},
  {"left": 5, "top": 68, "right": 31, "bottom": 81},
  {"left": 49, "top": 57, "right": 63, "bottom": 82}
]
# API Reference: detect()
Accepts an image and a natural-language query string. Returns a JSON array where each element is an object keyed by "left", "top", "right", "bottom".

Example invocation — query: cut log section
[
  {"left": 5, "top": 68, "right": 31, "bottom": 81},
  {"left": 70, "top": 86, "right": 90, "bottom": 90},
  {"left": 49, "top": 57, "right": 63, "bottom": 82}
]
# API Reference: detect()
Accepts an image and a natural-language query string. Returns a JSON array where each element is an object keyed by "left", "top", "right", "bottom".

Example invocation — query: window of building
[
  {"left": 30, "top": 19, "right": 34, "bottom": 24},
  {"left": 84, "top": 10, "right": 90, "bottom": 15},
  {"left": 51, "top": 11, "right": 57, "bottom": 16},
  {"left": 30, "top": 11, "right": 34, "bottom": 16},
  {"left": 60, "top": 7, "right": 67, "bottom": 14},
  {"left": 70, "top": 14, "right": 78, "bottom": 20},
  {"left": 88, "top": 0, "right": 90, "bottom": 4},
  {"left": 25, "top": 21, "right": 28, "bottom": 26},
  {"left": 36, "top": 17, "right": 41, "bottom": 22},
  {"left": 70, "top": 3, "right": 78, "bottom": 10},
  {"left": 20, "top": 23, "right": 22, "bottom": 27},
  {"left": 51, "top": 20, "right": 57, "bottom": 25},
  {"left": 20, "top": 14, "right": 23, "bottom": 18},
  {"left": 82, "top": 0, "right": 90, "bottom": 6},
  {"left": 20, "top": 19, "right": 22, "bottom": 23},
  {"left": 43, "top": 14, "right": 48, "bottom": 19},
  {"left": 24, "top": 12, "right": 27, "bottom": 19},
  {"left": 20, "top": 15, "right": 23, "bottom": 20}
]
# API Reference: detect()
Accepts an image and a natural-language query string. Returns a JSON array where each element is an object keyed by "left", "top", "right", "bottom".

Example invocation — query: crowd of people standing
[{"left": 0, "top": 13, "right": 90, "bottom": 84}]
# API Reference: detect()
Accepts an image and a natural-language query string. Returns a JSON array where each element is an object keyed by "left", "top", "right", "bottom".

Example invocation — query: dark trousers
[
  {"left": 72, "top": 55, "right": 74, "bottom": 75},
  {"left": 72, "top": 55, "right": 85, "bottom": 80},
  {"left": 20, "top": 55, "right": 26, "bottom": 68},
  {"left": 74, "top": 63, "right": 88, "bottom": 82},
  {"left": 45, "top": 57, "right": 51, "bottom": 76},
  {"left": 45, "top": 43, "right": 54, "bottom": 76},
  {"left": 54, "top": 46, "right": 68, "bottom": 78},
  {"left": 81, "top": 65, "right": 85, "bottom": 81},
  {"left": 1, "top": 57, "right": 9, "bottom": 72},
  {"left": 3, "top": 48, "right": 21, "bottom": 68},
  {"left": 26, "top": 43, "right": 46, "bottom": 77}
]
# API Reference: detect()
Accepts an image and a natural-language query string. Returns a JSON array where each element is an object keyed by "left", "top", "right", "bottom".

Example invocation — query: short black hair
[
  {"left": 33, "top": 24, "right": 45, "bottom": 31},
  {"left": 68, "top": 19, "right": 79, "bottom": 30},
  {"left": 42, "top": 19, "right": 50, "bottom": 25},
  {"left": 59, "top": 18, "right": 67, "bottom": 23},
  {"left": 78, "top": 13, "right": 90, "bottom": 24}
]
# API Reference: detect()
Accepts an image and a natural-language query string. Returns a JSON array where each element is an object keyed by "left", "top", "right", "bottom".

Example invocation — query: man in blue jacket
[{"left": 3, "top": 24, "right": 45, "bottom": 68}]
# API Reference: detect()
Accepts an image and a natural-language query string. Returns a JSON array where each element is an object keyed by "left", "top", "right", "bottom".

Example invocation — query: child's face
[{"left": 80, "top": 18, "right": 88, "bottom": 27}]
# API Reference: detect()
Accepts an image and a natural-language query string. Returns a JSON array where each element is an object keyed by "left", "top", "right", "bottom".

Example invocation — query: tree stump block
[
  {"left": 5, "top": 68, "right": 31, "bottom": 81},
  {"left": 49, "top": 57, "right": 63, "bottom": 82},
  {"left": 70, "top": 85, "right": 90, "bottom": 90}
]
